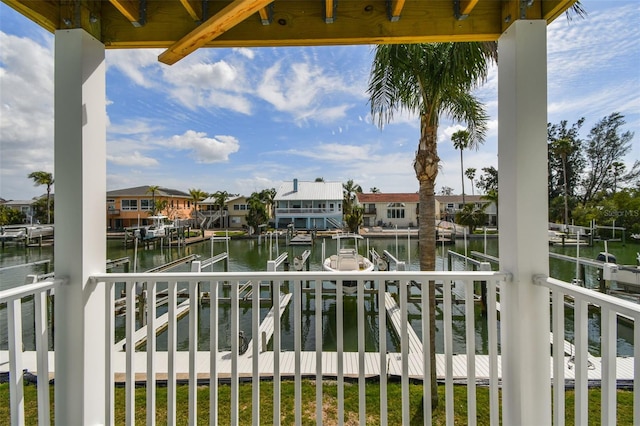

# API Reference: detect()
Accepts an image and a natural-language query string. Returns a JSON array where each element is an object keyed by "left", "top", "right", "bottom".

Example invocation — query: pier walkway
[{"left": 2, "top": 351, "right": 633, "bottom": 384}]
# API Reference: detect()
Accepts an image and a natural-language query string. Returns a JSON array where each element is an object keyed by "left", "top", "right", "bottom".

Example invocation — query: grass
[{"left": 0, "top": 381, "right": 634, "bottom": 425}]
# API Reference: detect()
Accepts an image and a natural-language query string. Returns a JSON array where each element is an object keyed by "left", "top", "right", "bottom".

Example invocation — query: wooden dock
[
  {"left": 3, "top": 351, "right": 633, "bottom": 383},
  {"left": 242, "top": 293, "right": 292, "bottom": 353},
  {"left": 384, "top": 292, "right": 423, "bottom": 354}
]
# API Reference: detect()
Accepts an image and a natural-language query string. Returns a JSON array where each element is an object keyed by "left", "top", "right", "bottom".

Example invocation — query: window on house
[
  {"left": 386, "top": 202, "right": 405, "bottom": 219},
  {"left": 121, "top": 199, "right": 138, "bottom": 211},
  {"left": 107, "top": 199, "right": 115, "bottom": 210},
  {"left": 140, "top": 199, "right": 153, "bottom": 211}
]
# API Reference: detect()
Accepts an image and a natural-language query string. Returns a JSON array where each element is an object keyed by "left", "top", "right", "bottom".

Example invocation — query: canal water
[{"left": 1, "top": 235, "right": 638, "bottom": 356}]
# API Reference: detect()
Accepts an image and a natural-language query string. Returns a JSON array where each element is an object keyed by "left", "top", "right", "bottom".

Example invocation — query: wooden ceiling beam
[
  {"left": 2, "top": 0, "right": 59, "bottom": 33},
  {"left": 178, "top": 0, "right": 202, "bottom": 22},
  {"left": 455, "top": 0, "right": 479, "bottom": 20},
  {"left": 109, "top": 0, "right": 144, "bottom": 27},
  {"left": 159, "top": 0, "right": 274, "bottom": 65},
  {"left": 325, "top": 0, "right": 336, "bottom": 23},
  {"left": 387, "top": 0, "right": 406, "bottom": 22},
  {"left": 542, "top": 0, "right": 578, "bottom": 22}
]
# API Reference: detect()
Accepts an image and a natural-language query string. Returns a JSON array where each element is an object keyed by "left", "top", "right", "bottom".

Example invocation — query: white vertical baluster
[
  {"left": 336, "top": 279, "right": 344, "bottom": 426},
  {"left": 552, "top": 290, "right": 565, "bottom": 426},
  {"left": 358, "top": 279, "right": 366, "bottom": 425},
  {"left": 635, "top": 313, "right": 640, "bottom": 424},
  {"left": 574, "top": 297, "right": 588, "bottom": 425},
  {"left": 252, "top": 279, "right": 260, "bottom": 425},
  {"left": 273, "top": 280, "right": 281, "bottom": 425},
  {"left": 316, "top": 279, "right": 324, "bottom": 424},
  {"left": 488, "top": 280, "right": 499, "bottom": 426},
  {"left": 444, "top": 280, "right": 454, "bottom": 425},
  {"left": 379, "top": 279, "right": 388, "bottom": 426},
  {"left": 106, "top": 282, "right": 115, "bottom": 426},
  {"left": 7, "top": 298, "right": 24, "bottom": 426},
  {"left": 35, "top": 290, "right": 50, "bottom": 426},
  {"left": 147, "top": 280, "right": 157, "bottom": 426},
  {"left": 422, "top": 280, "right": 432, "bottom": 426},
  {"left": 210, "top": 281, "right": 219, "bottom": 426},
  {"left": 231, "top": 280, "right": 239, "bottom": 425},
  {"left": 126, "top": 281, "right": 136, "bottom": 425},
  {"left": 465, "top": 279, "right": 476, "bottom": 426},
  {"left": 168, "top": 281, "right": 177, "bottom": 426},
  {"left": 189, "top": 279, "right": 198, "bottom": 425},
  {"left": 601, "top": 306, "right": 616, "bottom": 426},
  {"left": 400, "top": 280, "right": 409, "bottom": 425},
  {"left": 295, "top": 280, "right": 302, "bottom": 425}
]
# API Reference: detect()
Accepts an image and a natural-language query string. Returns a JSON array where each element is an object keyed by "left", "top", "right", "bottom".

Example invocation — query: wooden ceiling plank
[
  {"left": 109, "top": 0, "right": 140, "bottom": 25},
  {"left": 388, "top": 0, "right": 406, "bottom": 22},
  {"left": 178, "top": 0, "right": 202, "bottom": 22},
  {"left": 159, "top": 0, "right": 274, "bottom": 65}
]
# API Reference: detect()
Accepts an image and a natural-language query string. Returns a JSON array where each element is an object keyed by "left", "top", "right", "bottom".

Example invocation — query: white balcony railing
[
  {"left": 534, "top": 275, "right": 640, "bottom": 425},
  {"left": 275, "top": 208, "right": 339, "bottom": 215},
  {"left": 2, "top": 270, "right": 638, "bottom": 424}
]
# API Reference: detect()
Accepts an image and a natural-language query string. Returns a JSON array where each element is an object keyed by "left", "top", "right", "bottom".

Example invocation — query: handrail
[
  {"left": 0, "top": 278, "right": 65, "bottom": 303},
  {"left": 534, "top": 274, "right": 640, "bottom": 318},
  {"left": 92, "top": 270, "right": 509, "bottom": 284}
]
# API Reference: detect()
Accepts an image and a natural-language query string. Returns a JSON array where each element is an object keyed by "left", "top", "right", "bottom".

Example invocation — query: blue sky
[{"left": 1, "top": 1, "right": 638, "bottom": 201}]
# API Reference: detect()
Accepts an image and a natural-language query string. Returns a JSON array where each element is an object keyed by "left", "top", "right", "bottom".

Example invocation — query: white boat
[
  {"left": 323, "top": 233, "right": 374, "bottom": 294},
  {"left": 135, "top": 215, "right": 172, "bottom": 240}
]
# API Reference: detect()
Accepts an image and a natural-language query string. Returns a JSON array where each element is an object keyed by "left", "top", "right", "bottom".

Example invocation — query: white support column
[
  {"left": 54, "top": 29, "right": 107, "bottom": 425},
  {"left": 497, "top": 20, "right": 551, "bottom": 425}
]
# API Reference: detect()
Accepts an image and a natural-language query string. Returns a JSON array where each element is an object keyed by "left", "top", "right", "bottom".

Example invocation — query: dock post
[{"left": 479, "top": 262, "right": 491, "bottom": 316}]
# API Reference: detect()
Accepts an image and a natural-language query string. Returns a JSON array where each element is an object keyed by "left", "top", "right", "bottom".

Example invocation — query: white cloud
[
  {"left": 233, "top": 48, "right": 255, "bottom": 59},
  {"left": 108, "top": 151, "right": 159, "bottom": 167},
  {"left": 106, "top": 49, "right": 162, "bottom": 88},
  {"left": 166, "top": 130, "right": 240, "bottom": 163}
]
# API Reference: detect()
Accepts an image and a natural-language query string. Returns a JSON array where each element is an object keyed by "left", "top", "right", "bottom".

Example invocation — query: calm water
[{"left": 1, "top": 235, "right": 638, "bottom": 356}]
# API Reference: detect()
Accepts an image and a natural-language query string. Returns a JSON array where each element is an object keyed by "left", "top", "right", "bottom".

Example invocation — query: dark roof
[
  {"left": 107, "top": 186, "right": 190, "bottom": 198},
  {"left": 357, "top": 193, "right": 419, "bottom": 203}
]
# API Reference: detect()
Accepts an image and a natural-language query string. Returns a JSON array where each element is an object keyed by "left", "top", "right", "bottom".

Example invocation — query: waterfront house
[
  {"left": 1, "top": 199, "right": 37, "bottom": 224},
  {"left": 2, "top": 2, "right": 635, "bottom": 425},
  {"left": 274, "top": 179, "right": 343, "bottom": 229},
  {"left": 435, "top": 195, "right": 497, "bottom": 226},
  {"left": 200, "top": 195, "right": 251, "bottom": 229},
  {"left": 106, "top": 186, "right": 192, "bottom": 229},
  {"left": 356, "top": 192, "right": 420, "bottom": 228}
]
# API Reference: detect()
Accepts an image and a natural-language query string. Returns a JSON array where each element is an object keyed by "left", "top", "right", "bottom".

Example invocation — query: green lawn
[{"left": 0, "top": 381, "right": 634, "bottom": 425}]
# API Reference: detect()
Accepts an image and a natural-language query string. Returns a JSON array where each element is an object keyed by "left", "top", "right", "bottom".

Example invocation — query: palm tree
[
  {"left": 342, "top": 179, "right": 362, "bottom": 216},
  {"left": 481, "top": 189, "right": 499, "bottom": 227},
  {"left": 28, "top": 171, "right": 54, "bottom": 224},
  {"left": 146, "top": 185, "right": 160, "bottom": 215},
  {"left": 610, "top": 161, "right": 625, "bottom": 194},
  {"left": 259, "top": 188, "right": 277, "bottom": 219},
  {"left": 551, "top": 138, "right": 572, "bottom": 228},
  {"left": 370, "top": 187, "right": 381, "bottom": 193},
  {"left": 188, "top": 188, "right": 209, "bottom": 228},
  {"left": 212, "top": 190, "right": 230, "bottom": 228},
  {"left": 368, "top": 42, "right": 496, "bottom": 406},
  {"left": 465, "top": 168, "right": 477, "bottom": 196},
  {"left": 452, "top": 129, "right": 473, "bottom": 205}
]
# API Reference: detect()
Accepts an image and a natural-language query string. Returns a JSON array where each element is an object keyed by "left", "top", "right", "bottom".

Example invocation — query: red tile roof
[{"left": 356, "top": 193, "right": 419, "bottom": 203}]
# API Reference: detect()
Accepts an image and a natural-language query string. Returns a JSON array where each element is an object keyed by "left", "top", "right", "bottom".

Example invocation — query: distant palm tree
[
  {"left": 188, "top": 188, "right": 209, "bottom": 228},
  {"left": 465, "top": 168, "right": 477, "bottom": 196},
  {"left": 551, "top": 138, "right": 572, "bottom": 228},
  {"left": 212, "top": 190, "right": 230, "bottom": 228},
  {"left": 370, "top": 187, "right": 381, "bottom": 193},
  {"left": 146, "top": 185, "right": 160, "bottom": 215},
  {"left": 28, "top": 171, "right": 54, "bottom": 223},
  {"left": 342, "top": 179, "right": 362, "bottom": 216},
  {"left": 314, "top": 177, "right": 325, "bottom": 182},
  {"left": 452, "top": 129, "right": 478, "bottom": 205}
]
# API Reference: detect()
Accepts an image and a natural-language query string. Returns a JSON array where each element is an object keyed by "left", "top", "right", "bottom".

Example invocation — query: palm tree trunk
[
  {"left": 415, "top": 119, "right": 439, "bottom": 407},
  {"left": 460, "top": 150, "right": 466, "bottom": 205},
  {"left": 46, "top": 187, "right": 51, "bottom": 224},
  {"left": 562, "top": 156, "right": 569, "bottom": 229}
]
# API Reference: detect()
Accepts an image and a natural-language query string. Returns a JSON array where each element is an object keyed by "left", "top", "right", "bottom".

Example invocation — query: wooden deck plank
[{"left": 384, "top": 292, "right": 423, "bottom": 354}]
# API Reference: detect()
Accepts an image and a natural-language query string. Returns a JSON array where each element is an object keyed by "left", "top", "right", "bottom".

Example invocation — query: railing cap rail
[
  {"left": 91, "top": 270, "right": 509, "bottom": 283},
  {"left": 0, "top": 278, "right": 64, "bottom": 303},
  {"left": 535, "top": 274, "right": 640, "bottom": 318}
]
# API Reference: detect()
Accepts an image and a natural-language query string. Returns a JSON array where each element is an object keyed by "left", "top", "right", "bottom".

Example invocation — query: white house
[
  {"left": 356, "top": 192, "right": 420, "bottom": 228},
  {"left": 274, "top": 179, "right": 343, "bottom": 229}
]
